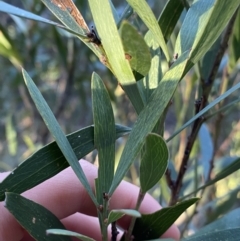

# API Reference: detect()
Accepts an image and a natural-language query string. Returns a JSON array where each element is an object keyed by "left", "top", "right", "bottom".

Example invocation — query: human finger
[{"left": 0, "top": 160, "right": 179, "bottom": 240}]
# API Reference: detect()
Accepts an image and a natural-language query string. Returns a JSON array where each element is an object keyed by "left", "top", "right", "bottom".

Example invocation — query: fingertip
[{"left": 161, "top": 224, "right": 180, "bottom": 240}]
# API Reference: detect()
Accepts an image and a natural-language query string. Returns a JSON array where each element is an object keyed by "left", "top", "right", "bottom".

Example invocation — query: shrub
[{"left": 0, "top": 0, "right": 240, "bottom": 240}]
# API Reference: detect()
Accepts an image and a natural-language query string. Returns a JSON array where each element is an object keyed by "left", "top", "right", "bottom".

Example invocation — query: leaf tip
[{"left": 3, "top": 192, "right": 10, "bottom": 207}]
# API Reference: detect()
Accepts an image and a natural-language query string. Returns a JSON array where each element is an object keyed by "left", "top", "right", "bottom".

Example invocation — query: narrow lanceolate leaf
[
  {"left": 0, "top": 26, "right": 22, "bottom": 68},
  {"left": 6, "top": 115, "right": 17, "bottom": 156},
  {"left": 107, "top": 209, "right": 141, "bottom": 225},
  {"left": 117, "top": 4, "right": 133, "bottom": 28},
  {"left": 41, "top": 0, "right": 101, "bottom": 57},
  {"left": 109, "top": 1, "right": 120, "bottom": 24},
  {"left": 183, "top": 207, "right": 240, "bottom": 240},
  {"left": 132, "top": 198, "right": 199, "bottom": 240},
  {"left": 88, "top": 0, "right": 134, "bottom": 84},
  {"left": 158, "top": 0, "right": 184, "bottom": 42},
  {"left": 109, "top": 51, "right": 190, "bottom": 195},
  {"left": 140, "top": 31, "right": 162, "bottom": 103},
  {"left": 119, "top": 21, "right": 151, "bottom": 80},
  {"left": 198, "top": 124, "right": 213, "bottom": 181},
  {"left": 140, "top": 134, "right": 169, "bottom": 193},
  {"left": 88, "top": 0, "right": 144, "bottom": 114},
  {"left": 175, "top": 0, "right": 240, "bottom": 73},
  {"left": 229, "top": 9, "right": 240, "bottom": 70},
  {"left": 0, "top": 2, "right": 88, "bottom": 42},
  {"left": 0, "top": 124, "right": 131, "bottom": 202},
  {"left": 46, "top": 229, "right": 95, "bottom": 241},
  {"left": 5, "top": 193, "right": 71, "bottom": 241},
  {"left": 22, "top": 69, "right": 97, "bottom": 205},
  {"left": 181, "top": 157, "right": 240, "bottom": 200},
  {"left": 183, "top": 228, "right": 240, "bottom": 241},
  {"left": 167, "top": 81, "right": 240, "bottom": 142},
  {"left": 92, "top": 73, "right": 115, "bottom": 202},
  {"left": 199, "top": 36, "right": 221, "bottom": 81},
  {"left": 0, "top": 2, "right": 62, "bottom": 27},
  {"left": 126, "top": 0, "right": 170, "bottom": 61}
]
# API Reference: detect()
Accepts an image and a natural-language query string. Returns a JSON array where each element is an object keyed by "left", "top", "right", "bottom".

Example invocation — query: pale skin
[{"left": 0, "top": 160, "right": 180, "bottom": 241}]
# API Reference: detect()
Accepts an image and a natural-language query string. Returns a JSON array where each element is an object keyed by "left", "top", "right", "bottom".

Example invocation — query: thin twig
[
  {"left": 204, "top": 10, "right": 239, "bottom": 181},
  {"left": 111, "top": 222, "right": 119, "bottom": 241},
  {"left": 165, "top": 168, "right": 175, "bottom": 191},
  {"left": 125, "top": 190, "right": 145, "bottom": 241},
  {"left": 169, "top": 9, "right": 238, "bottom": 206},
  {"left": 202, "top": 10, "right": 238, "bottom": 99},
  {"left": 170, "top": 98, "right": 205, "bottom": 205},
  {"left": 102, "top": 193, "right": 110, "bottom": 241}
]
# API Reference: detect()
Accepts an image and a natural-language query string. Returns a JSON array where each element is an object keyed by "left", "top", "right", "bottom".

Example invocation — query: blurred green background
[
  {"left": 0, "top": 0, "right": 170, "bottom": 168},
  {"left": 0, "top": 0, "right": 240, "bottom": 237}
]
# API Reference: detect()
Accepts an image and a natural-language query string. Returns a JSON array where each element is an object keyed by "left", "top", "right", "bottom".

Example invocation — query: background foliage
[{"left": 0, "top": 0, "right": 240, "bottom": 240}]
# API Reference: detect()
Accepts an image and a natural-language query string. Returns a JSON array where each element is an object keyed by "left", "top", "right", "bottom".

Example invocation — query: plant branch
[
  {"left": 169, "top": 10, "right": 238, "bottom": 206},
  {"left": 125, "top": 190, "right": 145, "bottom": 241},
  {"left": 165, "top": 168, "right": 175, "bottom": 192},
  {"left": 170, "top": 98, "right": 205, "bottom": 206},
  {"left": 111, "top": 221, "right": 119, "bottom": 241},
  {"left": 202, "top": 10, "right": 238, "bottom": 99},
  {"left": 203, "top": 10, "right": 238, "bottom": 182},
  {"left": 102, "top": 193, "right": 110, "bottom": 241}
]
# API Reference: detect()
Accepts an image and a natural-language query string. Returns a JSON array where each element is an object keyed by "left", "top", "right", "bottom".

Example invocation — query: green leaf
[
  {"left": 92, "top": 73, "right": 115, "bottom": 202},
  {"left": 41, "top": 0, "right": 101, "bottom": 57},
  {"left": 199, "top": 36, "right": 221, "bottom": 81},
  {"left": 167, "top": 81, "right": 240, "bottom": 142},
  {"left": 22, "top": 69, "right": 97, "bottom": 206},
  {"left": 109, "top": 1, "right": 120, "bottom": 24},
  {"left": 126, "top": 0, "right": 170, "bottom": 61},
  {"left": 140, "top": 134, "right": 169, "bottom": 193},
  {"left": 0, "top": 2, "right": 61, "bottom": 27},
  {"left": 109, "top": 51, "right": 190, "bottom": 195},
  {"left": 183, "top": 207, "right": 240, "bottom": 240},
  {"left": 181, "top": 157, "right": 240, "bottom": 200},
  {"left": 0, "top": 25, "right": 22, "bottom": 67},
  {"left": 0, "top": 124, "right": 131, "bottom": 202},
  {"left": 46, "top": 229, "right": 95, "bottom": 241},
  {"left": 206, "top": 97, "right": 240, "bottom": 120},
  {"left": 5, "top": 193, "right": 71, "bottom": 241},
  {"left": 229, "top": 9, "right": 240, "bottom": 70},
  {"left": 121, "top": 84, "right": 145, "bottom": 114},
  {"left": 183, "top": 228, "right": 240, "bottom": 241},
  {"left": 117, "top": 4, "right": 133, "bottom": 28},
  {"left": 5, "top": 115, "right": 17, "bottom": 156},
  {"left": 158, "top": 0, "right": 184, "bottom": 42},
  {"left": 0, "top": 2, "right": 88, "bottom": 42},
  {"left": 88, "top": 0, "right": 133, "bottom": 84},
  {"left": 107, "top": 209, "right": 141, "bottom": 225},
  {"left": 119, "top": 21, "right": 151, "bottom": 80},
  {"left": 88, "top": 0, "right": 144, "bottom": 114},
  {"left": 198, "top": 124, "right": 213, "bottom": 181},
  {"left": 139, "top": 31, "right": 162, "bottom": 104},
  {"left": 132, "top": 198, "right": 199, "bottom": 240},
  {"left": 206, "top": 188, "right": 239, "bottom": 224},
  {"left": 175, "top": 0, "right": 240, "bottom": 73}
]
